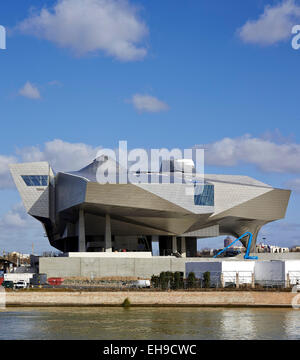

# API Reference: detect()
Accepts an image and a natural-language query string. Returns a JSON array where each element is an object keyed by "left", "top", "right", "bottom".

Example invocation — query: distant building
[
  {"left": 256, "top": 243, "right": 289, "bottom": 253},
  {"left": 291, "top": 246, "right": 300, "bottom": 252},
  {"left": 256, "top": 243, "right": 269, "bottom": 253},
  {"left": 269, "top": 246, "right": 289, "bottom": 254}
]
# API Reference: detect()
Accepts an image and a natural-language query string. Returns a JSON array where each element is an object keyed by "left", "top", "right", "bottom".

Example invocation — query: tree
[
  {"left": 203, "top": 271, "right": 210, "bottom": 288},
  {"left": 173, "top": 271, "right": 183, "bottom": 290},
  {"left": 187, "top": 272, "right": 196, "bottom": 288}
]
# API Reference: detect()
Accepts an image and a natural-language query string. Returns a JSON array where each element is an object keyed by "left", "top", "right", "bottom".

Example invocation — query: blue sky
[{"left": 1, "top": 0, "right": 300, "bottom": 253}]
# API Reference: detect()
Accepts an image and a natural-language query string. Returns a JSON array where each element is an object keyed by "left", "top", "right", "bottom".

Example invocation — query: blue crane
[{"left": 213, "top": 232, "right": 258, "bottom": 260}]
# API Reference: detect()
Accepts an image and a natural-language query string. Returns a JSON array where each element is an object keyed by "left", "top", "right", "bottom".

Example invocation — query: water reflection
[
  {"left": 284, "top": 310, "right": 300, "bottom": 340},
  {"left": 0, "top": 307, "right": 299, "bottom": 340},
  {"left": 219, "top": 309, "right": 256, "bottom": 340}
]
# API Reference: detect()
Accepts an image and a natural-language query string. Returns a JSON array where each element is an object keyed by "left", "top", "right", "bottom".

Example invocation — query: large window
[
  {"left": 21, "top": 175, "right": 48, "bottom": 187},
  {"left": 194, "top": 184, "right": 214, "bottom": 206}
]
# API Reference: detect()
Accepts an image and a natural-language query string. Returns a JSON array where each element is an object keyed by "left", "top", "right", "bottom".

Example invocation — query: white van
[{"left": 131, "top": 280, "right": 151, "bottom": 288}]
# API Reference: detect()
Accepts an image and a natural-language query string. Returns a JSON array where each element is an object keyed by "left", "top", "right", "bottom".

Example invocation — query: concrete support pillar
[
  {"left": 220, "top": 273, "right": 225, "bottom": 288},
  {"left": 286, "top": 273, "right": 290, "bottom": 288},
  {"left": 151, "top": 235, "right": 159, "bottom": 256},
  {"left": 105, "top": 214, "right": 112, "bottom": 252},
  {"left": 78, "top": 209, "right": 86, "bottom": 252},
  {"left": 251, "top": 273, "right": 255, "bottom": 289},
  {"left": 172, "top": 236, "right": 177, "bottom": 253},
  {"left": 235, "top": 224, "right": 263, "bottom": 253},
  {"left": 181, "top": 237, "right": 186, "bottom": 258},
  {"left": 236, "top": 272, "right": 240, "bottom": 289}
]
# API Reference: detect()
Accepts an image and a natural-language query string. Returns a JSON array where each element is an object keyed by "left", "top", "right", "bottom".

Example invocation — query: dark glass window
[
  {"left": 194, "top": 184, "right": 214, "bottom": 206},
  {"left": 21, "top": 175, "right": 48, "bottom": 187}
]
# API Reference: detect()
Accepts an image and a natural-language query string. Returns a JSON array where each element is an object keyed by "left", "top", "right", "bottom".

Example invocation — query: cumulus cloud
[
  {"left": 17, "top": 0, "right": 148, "bottom": 61},
  {"left": 130, "top": 94, "right": 169, "bottom": 113},
  {"left": 0, "top": 203, "right": 30, "bottom": 228},
  {"left": 3, "top": 134, "right": 300, "bottom": 191},
  {"left": 17, "top": 139, "right": 101, "bottom": 172},
  {"left": 0, "top": 203, "right": 50, "bottom": 253},
  {"left": 0, "top": 139, "right": 100, "bottom": 190},
  {"left": 238, "top": 0, "right": 300, "bottom": 45},
  {"left": 19, "top": 81, "right": 41, "bottom": 99},
  {"left": 285, "top": 178, "right": 300, "bottom": 192},
  {"left": 0, "top": 154, "right": 18, "bottom": 189},
  {"left": 197, "top": 134, "right": 300, "bottom": 173}
]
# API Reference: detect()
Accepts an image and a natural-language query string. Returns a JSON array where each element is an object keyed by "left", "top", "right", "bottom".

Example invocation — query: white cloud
[
  {"left": 19, "top": 81, "right": 41, "bottom": 99},
  {"left": 2, "top": 134, "right": 300, "bottom": 191},
  {"left": 48, "top": 80, "right": 63, "bottom": 87},
  {"left": 285, "top": 178, "right": 300, "bottom": 192},
  {"left": 130, "top": 94, "right": 169, "bottom": 113},
  {"left": 0, "top": 203, "right": 49, "bottom": 253},
  {"left": 0, "top": 139, "right": 100, "bottom": 190},
  {"left": 199, "top": 134, "right": 300, "bottom": 173},
  {"left": 0, "top": 154, "right": 18, "bottom": 189},
  {"left": 17, "top": 139, "right": 101, "bottom": 172},
  {"left": 238, "top": 0, "right": 300, "bottom": 45},
  {"left": 0, "top": 203, "right": 29, "bottom": 228},
  {"left": 17, "top": 0, "right": 148, "bottom": 61}
]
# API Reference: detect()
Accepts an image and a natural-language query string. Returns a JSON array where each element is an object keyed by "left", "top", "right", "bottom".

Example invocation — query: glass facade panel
[
  {"left": 194, "top": 184, "right": 214, "bottom": 206},
  {"left": 21, "top": 175, "right": 48, "bottom": 187}
]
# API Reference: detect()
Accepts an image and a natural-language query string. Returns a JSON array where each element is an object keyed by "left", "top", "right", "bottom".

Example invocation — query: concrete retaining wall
[
  {"left": 5, "top": 291, "right": 300, "bottom": 307},
  {"left": 40, "top": 257, "right": 191, "bottom": 278},
  {"left": 39, "top": 255, "right": 300, "bottom": 279}
]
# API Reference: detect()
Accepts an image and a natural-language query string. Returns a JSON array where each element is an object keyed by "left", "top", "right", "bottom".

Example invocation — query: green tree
[
  {"left": 203, "top": 271, "right": 210, "bottom": 288},
  {"left": 173, "top": 271, "right": 183, "bottom": 289},
  {"left": 151, "top": 275, "right": 159, "bottom": 288},
  {"left": 187, "top": 272, "right": 196, "bottom": 288},
  {"left": 159, "top": 272, "right": 168, "bottom": 290}
]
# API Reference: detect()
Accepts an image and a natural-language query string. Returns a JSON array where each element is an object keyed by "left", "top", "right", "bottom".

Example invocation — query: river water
[{"left": 0, "top": 307, "right": 299, "bottom": 340}]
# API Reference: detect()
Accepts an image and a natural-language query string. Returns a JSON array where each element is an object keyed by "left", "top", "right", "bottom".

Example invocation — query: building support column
[
  {"left": 151, "top": 235, "right": 159, "bottom": 256},
  {"left": 78, "top": 209, "right": 86, "bottom": 252},
  {"left": 105, "top": 214, "right": 112, "bottom": 252},
  {"left": 286, "top": 273, "right": 290, "bottom": 288},
  {"left": 220, "top": 273, "right": 225, "bottom": 288},
  {"left": 236, "top": 272, "right": 240, "bottom": 289},
  {"left": 251, "top": 273, "right": 255, "bottom": 289},
  {"left": 181, "top": 237, "right": 186, "bottom": 258},
  {"left": 172, "top": 236, "right": 177, "bottom": 253}
]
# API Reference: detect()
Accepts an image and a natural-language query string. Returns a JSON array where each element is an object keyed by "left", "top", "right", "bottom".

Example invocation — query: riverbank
[{"left": 4, "top": 290, "right": 299, "bottom": 308}]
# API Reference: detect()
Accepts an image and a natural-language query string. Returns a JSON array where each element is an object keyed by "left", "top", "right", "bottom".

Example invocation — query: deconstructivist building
[{"left": 10, "top": 156, "right": 291, "bottom": 261}]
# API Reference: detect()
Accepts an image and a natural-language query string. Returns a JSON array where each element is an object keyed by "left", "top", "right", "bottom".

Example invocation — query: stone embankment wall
[{"left": 5, "top": 291, "right": 300, "bottom": 308}]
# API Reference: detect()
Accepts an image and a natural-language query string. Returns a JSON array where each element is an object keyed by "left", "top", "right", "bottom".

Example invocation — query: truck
[
  {"left": 1, "top": 280, "right": 14, "bottom": 289},
  {"left": 4, "top": 273, "right": 34, "bottom": 287},
  {"left": 130, "top": 280, "right": 151, "bottom": 288},
  {"left": 14, "top": 280, "right": 28, "bottom": 289}
]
